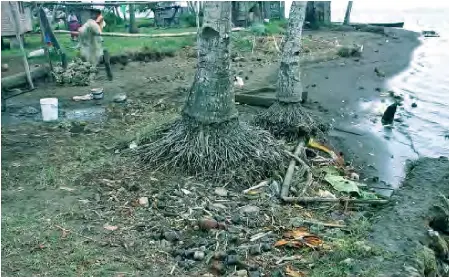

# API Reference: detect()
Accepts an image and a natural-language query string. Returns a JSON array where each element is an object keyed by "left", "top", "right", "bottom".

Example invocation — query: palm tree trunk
[
  {"left": 183, "top": 1, "right": 237, "bottom": 124},
  {"left": 129, "top": 4, "right": 137, "bottom": 33},
  {"left": 343, "top": 1, "right": 353, "bottom": 25},
  {"left": 255, "top": 1, "right": 324, "bottom": 139},
  {"left": 277, "top": 1, "right": 307, "bottom": 103}
]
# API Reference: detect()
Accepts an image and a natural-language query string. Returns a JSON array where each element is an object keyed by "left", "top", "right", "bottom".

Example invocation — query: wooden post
[
  {"left": 9, "top": 1, "right": 34, "bottom": 89},
  {"left": 39, "top": 7, "right": 67, "bottom": 69},
  {"left": 36, "top": 3, "right": 53, "bottom": 75},
  {"left": 103, "top": 49, "right": 113, "bottom": 81}
]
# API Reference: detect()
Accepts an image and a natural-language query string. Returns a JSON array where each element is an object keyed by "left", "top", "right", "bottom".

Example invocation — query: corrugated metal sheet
[{"left": 1, "top": 2, "right": 33, "bottom": 37}]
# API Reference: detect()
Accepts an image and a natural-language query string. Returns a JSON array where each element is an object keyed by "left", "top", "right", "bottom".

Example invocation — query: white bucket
[{"left": 40, "top": 98, "right": 58, "bottom": 121}]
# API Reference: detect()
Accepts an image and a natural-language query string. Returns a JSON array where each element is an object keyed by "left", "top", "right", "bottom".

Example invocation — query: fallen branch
[
  {"left": 242, "top": 180, "right": 270, "bottom": 194},
  {"left": 281, "top": 142, "right": 304, "bottom": 200},
  {"left": 300, "top": 219, "right": 347, "bottom": 228},
  {"left": 250, "top": 231, "right": 273, "bottom": 242},
  {"left": 282, "top": 148, "right": 313, "bottom": 197},
  {"left": 283, "top": 197, "right": 389, "bottom": 205},
  {"left": 275, "top": 255, "right": 303, "bottom": 265}
]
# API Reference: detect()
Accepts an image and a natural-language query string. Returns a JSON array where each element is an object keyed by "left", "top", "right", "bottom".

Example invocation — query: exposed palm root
[
  {"left": 255, "top": 101, "right": 327, "bottom": 141},
  {"left": 138, "top": 117, "right": 287, "bottom": 184}
]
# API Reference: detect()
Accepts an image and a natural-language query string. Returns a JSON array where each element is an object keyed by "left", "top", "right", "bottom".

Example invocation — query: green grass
[{"left": 1, "top": 31, "right": 195, "bottom": 63}]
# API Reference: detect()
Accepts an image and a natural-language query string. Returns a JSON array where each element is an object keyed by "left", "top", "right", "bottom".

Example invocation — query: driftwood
[
  {"left": 281, "top": 142, "right": 304, "bottom": 199},
  {"left": 283, "top": 150, "right": 313, "bottom": 196},
  {"left": 235, "top": 93, "right": 275, "bottom": 108},
  {"left": 1, "top": 65, "right": 50, "bottom": 90},
  {"left": 283, "top": 196, "right": 389, "bottom": 205},
  {"left": 54, "top": 27, "right": 245, "bottom": 38}
]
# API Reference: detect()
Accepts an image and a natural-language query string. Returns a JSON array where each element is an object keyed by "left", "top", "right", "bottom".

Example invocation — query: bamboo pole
[
  {"left": 54, "top": 27, "right": 245, "bottom": 38},
  {"left": 9, "top": 1, "right": 34, "bottom": 89}
]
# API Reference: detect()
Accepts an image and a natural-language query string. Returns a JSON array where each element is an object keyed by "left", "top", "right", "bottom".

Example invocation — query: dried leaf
[
  {"left": 274, "top": 239, "right": 303, "bottom": 248},
  {"left": 274, "top": 239, "right": 289, "bottom": 247},
  {"left": 286, "top": 265, "right": 306, "bottom": 277},
  {"left": 103, "top": 224, "right": 118, "bottom": 231},
  {"left": 284, "top": 227, "right": 311, "bottom": 239},
  {"left": 303, "top": 236, "right": 323, "bottom": 248}
]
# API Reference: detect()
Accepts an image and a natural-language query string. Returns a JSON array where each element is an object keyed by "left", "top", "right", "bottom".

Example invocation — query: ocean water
[{"left": 336, "top": 5, "right": 449, "bottom": 159}]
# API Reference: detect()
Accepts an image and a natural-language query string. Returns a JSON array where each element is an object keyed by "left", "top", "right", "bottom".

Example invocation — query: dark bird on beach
[{"left": 381, "top": 102, "right": 398, "bottom": 125}]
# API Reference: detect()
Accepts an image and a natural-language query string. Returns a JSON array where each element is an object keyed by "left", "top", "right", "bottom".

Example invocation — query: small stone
[
  {"left": 113, "top": 94, "right": 127, "bottom": 103},
  {"left": 231, "top": 214, "right": 242, "bottom": 224},
  {"left": 193, "top": 251, "right": 205, "bottom": 261},
  {"left": 164, "top": 231, "right": 180, "bottom": 242},
  {"left": 248, "top": 268, "right": 261, "bottom": 277},
  {"left": 240, "top": 205, "right": 260, "bottom": 214},
  {"left": 138, "top": 197, "right": 149, "bottom": 207},
  {"left": 159, "top": 239, "right": 172, "bottom": 251},
  {"left": 236, "top": 269, "right": 248, "bottom": 276},
  {"left": 198, "top": 218, "right": 218, "bottom": 230},
  {"left": 341, "top": 258, "right": 353, "bottom": 265},
  {"left": 213, "top": 251, "right": 227, "bottom": 260},
  {"left": 411, "top": 102, "right": 418, "bottom": 108},
  {"left": 210, "top": 261, "right": 226, "bottom": 275},
  {"left": 214, "top": 187, "right": 228, "bottom": 197}
]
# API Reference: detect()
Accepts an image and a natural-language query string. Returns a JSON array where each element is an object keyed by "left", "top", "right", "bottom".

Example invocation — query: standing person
[{"left": 68, "top": 10, "right": 80, "bottom": 41}]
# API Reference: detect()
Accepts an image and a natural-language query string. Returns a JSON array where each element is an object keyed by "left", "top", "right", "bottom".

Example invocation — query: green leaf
[{"left": 324, "top": 175, "right": 360, "bottom": 195}]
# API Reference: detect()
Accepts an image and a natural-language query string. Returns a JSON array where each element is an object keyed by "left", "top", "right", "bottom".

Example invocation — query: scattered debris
[
  {"left": 422, "top": 30, "right": 439, "bottom": 37},
  {"left": 129, "top": 141, "right": 138, "bottom": 149},
  {"left": 374, "top": 67, "right": 386, "bottom": 77},
  {"left": 103, "top": 224, "right": 118, "bottom": 231},
  {"left": 318, "top": 189, "right": 336, "bottom": 198},
  {"left": 285, "top": 265, "right": 306, "bottom": 277},
  {"left": 411, "top": 102, "right": 418, "bottom": 108},
  {"left": 240, "top": 205, "right": 260, "bottom": 214},
  {"left": 274, "top": 227, "right": 323, "bottom": 249},
  {"left": 53, "top": 58, "right": 98, "bottom": 86}
]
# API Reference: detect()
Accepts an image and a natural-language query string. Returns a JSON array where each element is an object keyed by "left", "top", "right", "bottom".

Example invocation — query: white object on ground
[
  {"left": 40, "top": 98, "right": 58, "bottom": 121},
  {"left": 28, "top": 49, "right": 45, "bottom": 58},
  {"left": 234, "top": 76, "right": 244, "bottom": 88},
  {"left": 129, "top": 141, "right": 138, "bottom": 149},
  {"left": 72, "top": 94, "right": 93, "bottom": 101}
]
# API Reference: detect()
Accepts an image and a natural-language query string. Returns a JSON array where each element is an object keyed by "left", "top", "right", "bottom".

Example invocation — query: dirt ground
[{"left": 2, "top": 27, "right": 440, "bottom": 277}]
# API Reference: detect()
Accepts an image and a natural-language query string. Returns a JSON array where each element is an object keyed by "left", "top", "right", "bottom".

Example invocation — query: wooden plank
[
  {"left": 9, "top": 1, "right": 34, "bottom": 89},
  {"left": 1, "top": 65, "right": 50, "bottom": 90}
]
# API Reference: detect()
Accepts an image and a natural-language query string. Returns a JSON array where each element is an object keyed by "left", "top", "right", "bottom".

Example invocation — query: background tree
[
  {"left": 255, "top": 1, "right": 322, "bottom": 140},
  {"left": 139, "top": 1, "right": 284, "bottom": 183},
  {"left": 305, "top": 1, "right": 331, "bottom": 28},
  {"left": 128, "top": 4, "right": 138, "bottom": 33},
  {"left": 343, "top": 1, "right": 353, "bottom": 25}
]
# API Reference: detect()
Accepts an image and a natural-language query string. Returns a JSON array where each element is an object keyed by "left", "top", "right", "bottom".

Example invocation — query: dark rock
[
  {"left": 231, "top": 214, "right": 242, "bottom": 224},
  {"left": 226, "top": 255, "right": 239, "bottom": 265},
  {"left": 260, "top": 243, "right": 272, "bottom": 252},
  {"left": 375, "top": 87, "right": 382, "bottom": 92},
  {"left": 411, "top": 102, "right": 418, "bottom": 108},
  {"left": 311, "top": 84, "right": 317, "bottom": 88},
  {"left": 381, "top": 103, "right": 398, "bottom": 125},
  {"left": 249, "top": 245, "right": 261, "bottom": 255},
  {"left": 325, "top": 76, "right": 329, "bottom": 79}
]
